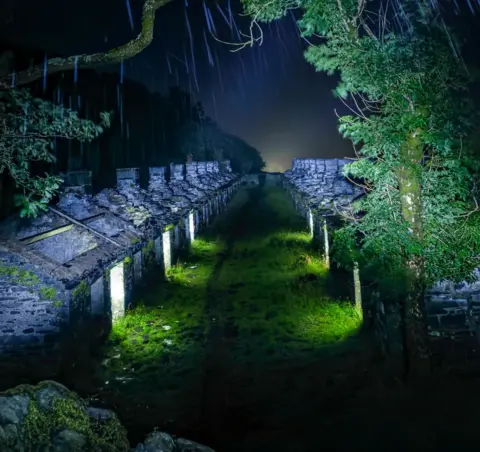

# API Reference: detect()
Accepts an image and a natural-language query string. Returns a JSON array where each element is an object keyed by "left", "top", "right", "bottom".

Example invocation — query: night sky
[{"left": 0, "top": 0, "right": 354, "bottom": 171}]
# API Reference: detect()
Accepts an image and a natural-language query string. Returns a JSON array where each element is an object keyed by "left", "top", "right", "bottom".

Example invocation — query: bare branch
[{"left": 0, "top": 0, "right": 174, "bottom": 89}]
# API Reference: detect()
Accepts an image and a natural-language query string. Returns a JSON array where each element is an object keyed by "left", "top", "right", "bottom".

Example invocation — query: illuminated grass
[
  {"left": 98, "top": 237, "right": 223, "bottom": 421},
  {"left": 213, "top": 204, "right": 362, "bottom": 364},
  {"left": 95, "top": 186, "right": 361, "bottom": 434}
]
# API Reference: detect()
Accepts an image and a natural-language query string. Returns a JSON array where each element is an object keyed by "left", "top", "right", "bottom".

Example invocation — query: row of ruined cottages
[
  {"left": 284, "top": 157, "right": 480, "bottom": 341},
  {"left": 0, "top": 160, "right": 240, "bottom": 366}
]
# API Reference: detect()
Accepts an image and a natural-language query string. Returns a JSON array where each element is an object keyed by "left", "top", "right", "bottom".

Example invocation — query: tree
[
  {"left": 242, "top": 0, "right": 480, "bottom": 376},
  {"left": 0, "top": 89, "right": 110, "bottom": 217},
  {"left": 0, "top": 0, "right": 174, "bottom": 89}
]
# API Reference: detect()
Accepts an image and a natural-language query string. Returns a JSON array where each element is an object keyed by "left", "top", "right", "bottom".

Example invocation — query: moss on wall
[
  {"left": 72, "top": 280, "right": 90, "bottom": 312},
  {"left": 141, "top": 240, "right": 155, "bottom": 267},
  {"left": 0, "top": 264, "right": 40, "bottom": 286}
]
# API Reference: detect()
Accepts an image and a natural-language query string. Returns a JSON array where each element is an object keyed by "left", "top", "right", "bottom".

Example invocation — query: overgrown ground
[
  {"left": 81, "top": 186, "right": 363, "bottom": 449},
  {"left": 15, "top": 185, "right": 480, "bottom": 451}
]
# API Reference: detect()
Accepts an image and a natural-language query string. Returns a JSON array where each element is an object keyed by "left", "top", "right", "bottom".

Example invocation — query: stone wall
[
  {"left": 284, "top": 158, "right": 363, "bottom": 212},
  {"left": 0, "top": 161, "right": 240, "bottom": 365},
  {"left": 284, "top": 158, "right": 480, "bottom": 339},
  {"left": 425, "top": 272, "right": 480, "bottom": 338}
]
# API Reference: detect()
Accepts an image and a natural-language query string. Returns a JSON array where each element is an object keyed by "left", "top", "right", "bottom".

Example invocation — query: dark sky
[{"left": 0, "top": 0, "right": 354, "bottom": 171}]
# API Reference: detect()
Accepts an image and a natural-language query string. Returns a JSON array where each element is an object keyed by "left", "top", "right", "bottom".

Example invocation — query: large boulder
[
  {"left": 0, "top": 380, "right": 129, "bottom": 451},
  {"left": 0, "top": 381, "right": 214, "bottom": 452}
]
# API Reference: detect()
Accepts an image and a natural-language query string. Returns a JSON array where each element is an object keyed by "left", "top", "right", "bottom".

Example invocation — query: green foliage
[
  {"left": 0, "top": 89, "right": 110, "bottom": 217},
  {"left": 244, "top": 0, "right": 480, "bottom": 291}
]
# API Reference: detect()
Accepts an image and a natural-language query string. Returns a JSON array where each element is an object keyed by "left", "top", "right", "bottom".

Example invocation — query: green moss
[
  {"left": 142, "top": 240, "right": 155, "bottom": 267},
  {"left": 131, "top": 237, "right": 140, "bottom": 245},
  {"left": 0, "top": 264, "right": 40, "bottom": 286},
  {"left": 143, "top": 239, "right": 154, "bottom": 254},
  {"left": 23, "top": 400, "right": 51, "bottom": 448},
  {"left": 18, "top": 382, "right": 129, "bottom": 451},
  {"left": 124, "top": 256, "right": 132, "bottom": 265},
  {"left": 39, "top": 287, "right": 58, "bottom": 300},
  {"left": 163, "top": 224, "right": 175, "bottom": 232},
  {"left": 72, "top": 280, "right": 89, "bottom": 299}
]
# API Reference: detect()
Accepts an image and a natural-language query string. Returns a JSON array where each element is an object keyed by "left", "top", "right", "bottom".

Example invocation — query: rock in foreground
[{"left": 0, "top": 380, "right": 214, "bottom": 452}]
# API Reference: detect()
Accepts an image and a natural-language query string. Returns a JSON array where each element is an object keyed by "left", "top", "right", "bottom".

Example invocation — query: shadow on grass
[{"left": 189, "top": 186, "right": 368, "bottom": 450}]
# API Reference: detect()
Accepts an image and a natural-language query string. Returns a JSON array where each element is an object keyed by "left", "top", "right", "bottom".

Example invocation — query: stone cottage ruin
[
  {"left": 284, "top": 157, "right": 480, "bottom": 339},
  {"left": 0, "top": 160, "right": 239, "bottom": 371}
]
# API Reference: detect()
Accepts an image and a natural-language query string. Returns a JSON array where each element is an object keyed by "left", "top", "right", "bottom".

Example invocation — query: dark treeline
[{"left": 0, "top": 42, "right": 265, "bottom": 217}]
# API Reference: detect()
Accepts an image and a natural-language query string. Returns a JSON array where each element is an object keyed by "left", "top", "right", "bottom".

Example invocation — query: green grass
[
  {"left": 97, "top": 238, "right": 223, "bottom": 425},
  {"left": 94, "top": 186, "right": 362, "bottom": 440},
  {"left": 211, "top": 188, "right": 362, "bottom": 365}
]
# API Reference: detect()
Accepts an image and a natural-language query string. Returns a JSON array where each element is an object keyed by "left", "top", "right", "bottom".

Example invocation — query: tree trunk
[{"left": 398, "top": 130, "right": 431, "bottom": 378}]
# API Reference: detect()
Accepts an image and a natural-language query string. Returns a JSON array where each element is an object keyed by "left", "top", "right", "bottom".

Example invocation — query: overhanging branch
[{"left": 0, "top": 0, "right": 174, "bottom": 90}]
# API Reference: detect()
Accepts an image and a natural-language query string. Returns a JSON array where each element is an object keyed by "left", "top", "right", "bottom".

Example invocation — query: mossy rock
[{"left": 0, "top": 381, "right": 129, "bottom": 451}]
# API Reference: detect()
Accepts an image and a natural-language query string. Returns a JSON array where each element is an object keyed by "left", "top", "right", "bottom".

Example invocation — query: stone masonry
[
  {"left": 284, "top": 158, "right": 363, "bottom": 213},
  {"left": 0, "top": 160, "right": 239, "bottom": 363},
  {"left": 284, "top": 158, "right": 480, "bottom": 339}
]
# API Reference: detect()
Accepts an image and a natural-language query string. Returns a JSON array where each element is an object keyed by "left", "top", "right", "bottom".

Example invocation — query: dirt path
[{"left": 199, "top": 188, "right": 256, "bottom": 449}]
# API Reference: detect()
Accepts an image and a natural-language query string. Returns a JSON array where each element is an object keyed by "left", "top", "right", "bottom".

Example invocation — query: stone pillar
[
  {"left": 59, "top": 170, "right": 92, "bottom": 195},
  {"left": 170, "top": 163, "right": 185, "bottom": 181},
  {"left": 195, "top": 211, "right": 200, "bottom": 230},
  {"left": 162, "top": 230, "right": 172, "bottom": 271},
  {"left": 149, "top": 167, "right": 167, "bottom": 189},
  {"left": 116, "top": 168, "right": 139, "bottom": 189},
  {"left": 206, "top": 161, "right": 215, "bottom": 173},
  {"left": 204, "top": 204, "right": 209, "bottom": 225},
  {"left": 323, "top": 218, "right": 330, "bottom": 269},
  {"left": 174, "top": 224, "right": 181, "bottom": 249},
  {"left": 154, "top": 236, "right": 162, "bottom": 265},
  {"left": 90, "top": 276, "right": 105, "bottom": 316},
  {"left": 109, "top": 261, "right": 125, "bottom": 321},
  {"left": 197, "top": 162, "right": 207, "bottom": 176},
  {"left": 308, "top": 209, "right": 314, "bottom": 238},
  {"left": 353, "top": 261, "right": 362, "bottom": 314},
  {"left": 186, "top": 162, "right": 197, "bottom": 180},
  {"left": 187, "top": 211, "right": 195, "bottom": 242},
  {"left": 133, "top": 251, "right": 142, "bottom": 284}
]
